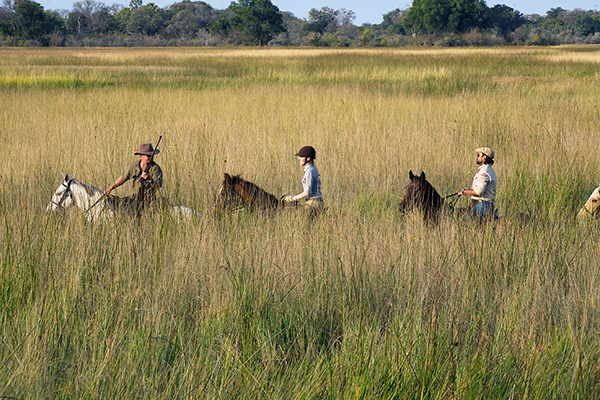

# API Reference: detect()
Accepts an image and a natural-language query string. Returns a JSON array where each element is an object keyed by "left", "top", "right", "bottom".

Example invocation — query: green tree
[
  {"left": 381, "top": 8, "right": 406, "bottom": 34},
  {"left": 209, "top": 16, "right": 230, "bottom": 37},
  {"left": 126, "top": 2, "right": 163, "bottom": 35},
  {"left": 305, "top": 6, "right": 337, "bottom": 34},
  {"left": 163, "top": 1, "right": 215, "bottom": 39},
  {"left": 404, "top": 0, "right": 451, "bottom": 34},
  {"left": 485, "top": 4, "right": 526, "bottom": 39},
  {"left": 66, "top": 0, "right": 114, "bottom": 35},
  {"left": 230, "top": 0, "right": 284, "bottom": 45},
  {"left": 575, "top": 13, "right": 598, "bottom": 36},
  {"left": 15, "top": 0, "right": 51, "bottom": 40},
  {"left": 546, "top": 7, "right": 565, "bottom": 19},
  {"left": 447, "top": 0, "right": 486, "bottom": 33},
  {"left": 0, "top": 1, "right": 17, "bottom": 37},
  {"left": 404, "top": 0, "right": 488, "bottom": 34},
  {"left": 359, "top": 27, "right": 372, "bottom": 45}
]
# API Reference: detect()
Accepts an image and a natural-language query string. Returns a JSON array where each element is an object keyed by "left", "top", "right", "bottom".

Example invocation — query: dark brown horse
[
  {"left": 215, "top": 173, "right": 280, "bottom": 212},
  {"left": 399, "top": 170, "right": 448, "bottom": 222}
]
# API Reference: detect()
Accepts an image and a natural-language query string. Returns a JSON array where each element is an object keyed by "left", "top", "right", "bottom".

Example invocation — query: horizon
[{"left": 36, "top": 0, "right": 600, "bottom": 25}]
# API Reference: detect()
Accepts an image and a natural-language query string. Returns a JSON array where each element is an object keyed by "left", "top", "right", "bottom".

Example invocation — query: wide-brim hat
[
  {"left": 476, "top": 147, "right": 494, "bottom": 159},
  {"left": 134, "top": 143, "right": 160, "bottom": 156}
]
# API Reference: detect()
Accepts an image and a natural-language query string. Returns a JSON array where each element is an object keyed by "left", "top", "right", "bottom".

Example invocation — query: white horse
[
  {"left": 47, "top": 174, "right": 196, "bottom": 222},
  {"left": 577, "top": 186, "right": 600, "bottom": 220}
]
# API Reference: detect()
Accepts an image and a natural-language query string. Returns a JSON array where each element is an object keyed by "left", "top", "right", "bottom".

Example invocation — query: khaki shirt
[
  {"left": 121, "top": 160, "right": 163, "bottom": 198},
  {"left": 471, "top": 164, "right": 496, "bottom": 202}
]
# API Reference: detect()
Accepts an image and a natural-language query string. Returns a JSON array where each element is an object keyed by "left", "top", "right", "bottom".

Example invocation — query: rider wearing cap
[
  {"left": 282, "top": 145, "right": 323, "bottom": 212},
  {"left": 105, "top": 143, "right": 163, "bottom": 208},
  {"left": 458, "top": 147, "right": 497, "bottom": 219}
]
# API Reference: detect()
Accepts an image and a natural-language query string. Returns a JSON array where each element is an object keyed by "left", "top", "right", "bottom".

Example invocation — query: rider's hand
[
  {"left": 141, "top": 171, "right": 150, "bottom": 180},
  {"left": 281, "top": 195, "right": 296, "bottom": 203}
]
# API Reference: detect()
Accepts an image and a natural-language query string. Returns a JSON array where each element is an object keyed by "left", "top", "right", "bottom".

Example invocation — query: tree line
[{"left": 1, "top": 0, "right": 599, "bottom": 47}]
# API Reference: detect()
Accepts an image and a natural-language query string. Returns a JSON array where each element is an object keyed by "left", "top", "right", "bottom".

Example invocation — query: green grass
[{"left": 1, "top": 46, "right": 600, "bottom": 399}]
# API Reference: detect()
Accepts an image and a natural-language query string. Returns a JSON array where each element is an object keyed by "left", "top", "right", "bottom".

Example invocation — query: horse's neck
[
  {"left": 424, "top": 184, "right": 442, "bottom": 203},
  {"left": 246, "top": 182, "right": 276, "bottom": 202},
  {"left": 71, "top": 181, "right": 104, "bottom": 209}
]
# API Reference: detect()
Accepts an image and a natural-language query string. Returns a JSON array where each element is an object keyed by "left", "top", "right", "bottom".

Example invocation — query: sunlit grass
[{"left": 1, "top": 46, "right": 600, "bottom": 398}]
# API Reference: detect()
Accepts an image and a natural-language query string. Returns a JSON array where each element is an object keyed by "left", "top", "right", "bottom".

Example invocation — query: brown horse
[
  {"left": 399, "top": 170, "right": 448, "bottom": 222},
  {"left": 215, "top": 173, "right": 280, "bottom": 212},
  {"left": 399, "top": 170, "right": 531, "bottom": 225}
]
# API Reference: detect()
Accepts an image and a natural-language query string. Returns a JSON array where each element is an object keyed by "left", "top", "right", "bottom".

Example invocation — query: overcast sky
[{"left": 39, "top": 0, "right": 599, "bottom": 25}]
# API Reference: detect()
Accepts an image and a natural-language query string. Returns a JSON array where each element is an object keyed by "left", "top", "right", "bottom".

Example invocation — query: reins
[
  {"left": 580, "top": 203, "right": 595, "bottom": 216},
  {"left": 83, "top": 192, "right": 107, "bottom": 214},
  {"left": 444, "top": 191, "right": 463, "bottom": 208}
]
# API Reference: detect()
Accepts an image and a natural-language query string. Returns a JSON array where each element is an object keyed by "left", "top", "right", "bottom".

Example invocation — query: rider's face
[
  {"left": 476, "top": 153, "right": 486, "bottom": 165},
  {"left": 298, "top": 156, "right": 309, "bottom": 166}
]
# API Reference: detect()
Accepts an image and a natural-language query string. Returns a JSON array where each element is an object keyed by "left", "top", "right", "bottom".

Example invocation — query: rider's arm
[{"left": 106, "top": 176, "right": 125, "bottom": 194}]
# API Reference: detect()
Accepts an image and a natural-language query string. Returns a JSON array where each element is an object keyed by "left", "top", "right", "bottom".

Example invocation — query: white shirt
[{"left": 471, "top": 164, "right": 496, "bottom": 202}]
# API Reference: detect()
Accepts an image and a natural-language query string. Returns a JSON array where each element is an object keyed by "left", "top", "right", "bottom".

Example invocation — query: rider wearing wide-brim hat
[
  {"left": 282, "top": 145, "right": 323, "bottom": 212},
  {"left": 105, "top": 143, "right": 163, "bottom": 208},
  {"left": 458, "top": 147, "right": 497, "bottom": 219}
]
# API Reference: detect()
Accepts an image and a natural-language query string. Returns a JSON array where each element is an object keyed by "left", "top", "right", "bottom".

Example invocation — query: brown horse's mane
[
  {"left": 217, "top": 173, "right": 280, "bottom": 211},
  {"left": 399, "top": 170, "right": 446, "bottom": 221}
]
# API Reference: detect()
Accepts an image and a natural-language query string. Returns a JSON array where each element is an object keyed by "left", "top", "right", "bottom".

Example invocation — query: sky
[{"left": 39, "top": 0, "right": 600, "bottom": 25}]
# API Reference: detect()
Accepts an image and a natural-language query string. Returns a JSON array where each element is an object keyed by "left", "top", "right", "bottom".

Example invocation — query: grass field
[{"left": 1, "top": 46, "right": 600, "bottom": 399}]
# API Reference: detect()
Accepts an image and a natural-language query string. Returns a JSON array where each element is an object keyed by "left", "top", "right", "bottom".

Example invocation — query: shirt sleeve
[{"left": 121, "top": 161, "right": 137, "bottom": 182}]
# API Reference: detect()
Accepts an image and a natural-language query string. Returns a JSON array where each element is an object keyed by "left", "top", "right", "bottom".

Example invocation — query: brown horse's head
[
  {"left": 399, "top": 170, "right": 445, "bottom": 221},
  {"left": 215, "top": 173, "right": 280, "bottom": 212}
]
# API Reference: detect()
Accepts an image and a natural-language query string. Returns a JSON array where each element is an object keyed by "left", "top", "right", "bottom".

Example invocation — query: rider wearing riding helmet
[
  {"left": 282, "top": 145, "right": 323, "bottom": 212},
  {"left": 458, "top": 147, "right": 497, "bottom": 219}
]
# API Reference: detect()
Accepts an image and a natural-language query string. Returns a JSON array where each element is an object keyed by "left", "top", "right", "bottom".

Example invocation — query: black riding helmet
[{"left": 295, "top": 145, "right": 316, "bottom": 159}]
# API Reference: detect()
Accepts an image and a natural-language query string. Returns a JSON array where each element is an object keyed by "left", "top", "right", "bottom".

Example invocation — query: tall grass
[{"left": 1, "top": 46, "right": 600, "bottom": 398}]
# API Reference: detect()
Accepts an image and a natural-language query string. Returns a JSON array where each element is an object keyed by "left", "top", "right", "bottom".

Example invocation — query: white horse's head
[
  {"left": 577, "top": 187, "right": 600, "bottom": 220},
  {"left": 47, "top": 174, "right": 75, "bottom": 214}
]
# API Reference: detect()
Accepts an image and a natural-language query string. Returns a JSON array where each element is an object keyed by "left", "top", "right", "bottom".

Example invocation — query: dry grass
[{"left": 1, "top": 46, "right": 600, "bottom": 398}]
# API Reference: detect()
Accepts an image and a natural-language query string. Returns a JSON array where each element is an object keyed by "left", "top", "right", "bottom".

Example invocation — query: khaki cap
[{"left": 476, "top": 147, "right": 494, "bottom": 159}]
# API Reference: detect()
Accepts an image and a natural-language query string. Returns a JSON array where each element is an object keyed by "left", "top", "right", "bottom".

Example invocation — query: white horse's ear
[{"left": 63, "top": 173, "right": 70, "bottom": 182}]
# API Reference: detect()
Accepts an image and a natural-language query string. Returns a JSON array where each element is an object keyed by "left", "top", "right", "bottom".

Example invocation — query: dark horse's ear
[
  {"left": 420, "top": 171, "right": 426, "bottom": 180},
  {"left": 409, "top": 170, "right": 414, "bottom": 180},
  {"left": 224, "top": 173, "right": 232, "bottom": 183}
]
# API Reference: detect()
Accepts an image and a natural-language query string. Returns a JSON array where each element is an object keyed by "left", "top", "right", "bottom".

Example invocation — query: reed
[{"left": 1, "top": 46, "right": 599, "bottom": 399}]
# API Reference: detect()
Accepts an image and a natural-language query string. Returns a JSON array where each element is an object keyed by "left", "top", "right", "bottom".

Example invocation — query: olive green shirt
[{"left": 121, "top": 160, "right": 163, "bottom": 199}]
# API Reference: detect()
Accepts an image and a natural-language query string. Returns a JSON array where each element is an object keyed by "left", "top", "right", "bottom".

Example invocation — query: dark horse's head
[
  {"left": 399, "top": 170, "right": 445, "bottom": 221},
  {"left": 215, "top": 173, "right": 280, "bottom": 212}
]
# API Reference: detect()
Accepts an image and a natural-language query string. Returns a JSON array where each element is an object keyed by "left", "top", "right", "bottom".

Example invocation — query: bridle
[
  {"left": 215, "top": 182, "right": 245, "bottom": 211},
  {"left": 50, "top": 179, "right": 73, "bottom": 208},
  {"left": 50, "top": 179, "right": 106, "bottom": 216}
]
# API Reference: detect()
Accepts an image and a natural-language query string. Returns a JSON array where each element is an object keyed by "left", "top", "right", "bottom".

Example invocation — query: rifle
[{"left": 136, "top": 135, "right": 162, "bottom": 218}]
